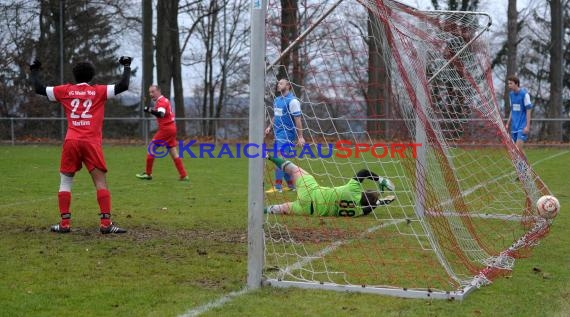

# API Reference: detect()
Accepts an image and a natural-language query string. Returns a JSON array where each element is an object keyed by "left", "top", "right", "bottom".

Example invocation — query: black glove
[
  {"left": 119, "top": 56, "right": 132, "bottom": 67},
  {"left": 29, "top": 59, "right": 42, "bottom": 71},
  {"left": 143, "top": 106, "right": 151, "bottom": 113}
]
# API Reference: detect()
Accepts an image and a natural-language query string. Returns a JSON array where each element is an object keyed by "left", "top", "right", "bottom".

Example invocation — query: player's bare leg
[
  {"left": 267, "top": 155, "right": 307, "bottom": 184},
  {"left": 90, "top": 168, "right": 126, "bottom": 234},
  {"left": 51, "top": 172, "right": 75, "bottom": 233},
  {"left": 169, "top": 147, "right": 188, "bottom": 181},
  {"left": 281, "top": 161, "right": 307, "bottom": 184}
]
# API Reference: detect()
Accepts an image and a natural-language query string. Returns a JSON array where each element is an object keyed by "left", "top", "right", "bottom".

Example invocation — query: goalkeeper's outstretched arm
[
  {"left": 353, "top": 169, "right": 395, "bottom": 192},
  {"left": 360, "top": 190, "right": 396, "bottom": 216},
  {"left": 360, "top": 190, "right": 381, "bottom": 216},
  {"left": 353, "top": 169, "right": 380, "bottom": 183}
]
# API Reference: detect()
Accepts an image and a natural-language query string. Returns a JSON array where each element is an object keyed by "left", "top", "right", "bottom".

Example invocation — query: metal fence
[
  {"left": 0, "top": 117, "right": 250, "bottom": 145},
  {"left": 1, "top": 117, "right": 569, "bottom": 146}
]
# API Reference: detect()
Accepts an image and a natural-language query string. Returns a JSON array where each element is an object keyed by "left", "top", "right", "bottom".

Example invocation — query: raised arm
[
  {"left": 29, "top": 60, "right": 47, "bottom": 96},
  {"left": 114, "top": 56, "right": 132, "bottom": 95}
]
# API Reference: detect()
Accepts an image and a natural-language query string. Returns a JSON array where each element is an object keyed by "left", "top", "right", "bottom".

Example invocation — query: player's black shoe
[
  {"left": 100, "top": 223, "right": 127, "bottom": 234},
  {"left": 50, "top": 224, "right": 71, "bottom": 233}
]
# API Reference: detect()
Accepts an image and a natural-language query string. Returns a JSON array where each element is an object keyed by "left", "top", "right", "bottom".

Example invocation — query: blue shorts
[
  {"left": 511, "top": 131, "right": 528, "bottom": 142},
  {"left": 276, "top": 141, "right": 296, "bottom": 158}
]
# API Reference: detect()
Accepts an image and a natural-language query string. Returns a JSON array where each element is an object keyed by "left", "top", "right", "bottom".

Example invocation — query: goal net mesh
[{"left": 262, "top": 0, "right": 551, "bottom": 295}]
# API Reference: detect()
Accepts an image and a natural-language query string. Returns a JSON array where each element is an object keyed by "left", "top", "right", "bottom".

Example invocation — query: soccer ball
[{"left": 536, "top": 195, "right": 560, "bottom": 219}]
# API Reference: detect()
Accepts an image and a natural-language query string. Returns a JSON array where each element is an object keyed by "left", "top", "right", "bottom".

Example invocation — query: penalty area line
[
  {"left": 461, "top": 150, "right": 569, "bottom": 198},
  {"left": 183, "top": 151, "right": 570, "bottom": 316},
  {"left": 281, "top": 218, "right": 406, "bottom": 276},
  {"left": 180, "top": 219, "right": 405, "bottom": 316},
  {"left": 178, "top": 287, "right": 250, "bottom": 317}
]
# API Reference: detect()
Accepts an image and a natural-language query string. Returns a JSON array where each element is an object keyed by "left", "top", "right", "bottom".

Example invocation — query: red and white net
[{"left": 262, "top": 0, "right": 552, "bottom": 295}]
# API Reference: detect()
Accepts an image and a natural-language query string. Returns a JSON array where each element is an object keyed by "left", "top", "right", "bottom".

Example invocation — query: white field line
[
  {"left": 178, "top": 287, "right": 250, "bottom": 317},
  {"left": 464, "top": 150, "right": 568, "bottom": 198},
  {"left": 281, "top": 218, "right": 406, "bottom": 276},
  {"left": 9, "top": 151, "right": 562, "bottom": 315},
  {"left": 178, "top": 150, "right": 569, "bottom": 316},
  {"left": 428, "top": 151, "right": 570, "bottom": 214},
  {"left": 530, "top": 150, "right": 570, "bottom": 165},
  {"left": 179, "top": 218, "right": 405, "bottom": 317}
]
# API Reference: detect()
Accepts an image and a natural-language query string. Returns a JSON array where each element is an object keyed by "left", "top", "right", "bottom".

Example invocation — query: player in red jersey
[
  {"left": 136, "top": 85, "right": 188, "bottom": 181},
  {"left": 29, "top": 57, "right": 132, "bottom": 234}
]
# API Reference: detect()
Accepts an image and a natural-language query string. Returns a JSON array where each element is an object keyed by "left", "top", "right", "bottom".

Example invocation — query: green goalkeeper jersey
[{"left": 291, "top": 176, "right": 363, "bottom": 217}]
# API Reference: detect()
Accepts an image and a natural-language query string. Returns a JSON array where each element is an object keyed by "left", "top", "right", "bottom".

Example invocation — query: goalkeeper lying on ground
[{"left": 264, "top": 156, "right": 396, "bottom": 217}]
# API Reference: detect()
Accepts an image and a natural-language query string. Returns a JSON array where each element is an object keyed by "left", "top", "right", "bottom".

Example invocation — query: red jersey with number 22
[{"left": 46, "top": 83, "right": 115, "bottom": 144}]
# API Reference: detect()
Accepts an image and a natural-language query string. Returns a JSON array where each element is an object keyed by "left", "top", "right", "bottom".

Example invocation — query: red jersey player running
[
  {"left": 136, "top": 85, "right": 188, "bottom": 181},
  {"left": 30, "top": 57, "right": 132, "bottom": 234}
]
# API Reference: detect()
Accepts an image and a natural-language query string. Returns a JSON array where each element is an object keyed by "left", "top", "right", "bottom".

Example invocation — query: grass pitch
[{"left": 0, "top": 145, "right": 568, "bottom": 317}]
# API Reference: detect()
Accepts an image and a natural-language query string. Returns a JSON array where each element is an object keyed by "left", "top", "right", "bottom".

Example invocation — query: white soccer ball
[{"left": 536, "top": 195, "right": 560, "bottom": 219}]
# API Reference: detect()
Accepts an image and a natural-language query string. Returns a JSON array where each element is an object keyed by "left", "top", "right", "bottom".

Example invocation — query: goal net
[{"left": 261, "top": 0, "right": 553, "bottom": 299}]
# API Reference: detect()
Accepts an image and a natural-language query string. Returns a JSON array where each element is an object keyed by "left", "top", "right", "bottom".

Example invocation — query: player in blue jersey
[
  {"left": 265, "top": 78, "right": 305, "bottom": 193},
  {"left": 505, "top": 76, "right": 533, "bottom": 153}
]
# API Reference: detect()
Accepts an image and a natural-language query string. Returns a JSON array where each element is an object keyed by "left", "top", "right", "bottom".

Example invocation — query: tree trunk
[
  {"left": 278, "top": 0, "right": 299, "bottom": 93},
  {"left": 156, "top": 0, "right": 185, "bottom": 137},
  {"left": 207, "top": 2, "right": 218, "bottom": 137},
  {"left": 141, "top": 0, "right": 153, "bottom": 100},
  {"left": 156, "top": 1, "right": 174, "bottom": 100},
  {"left": 141, "top": 0, "right": 153, "bottom": 138},
  {"left": 200, "top": 2, "right": 215, "bottom": 137},
  {"left": 366, "top": 9, "right": 389, "bottom": 140},
  {"left": 503, "top": 0, "right": 517, "bottom": 119},
  {"left": 547, "top": 0, "right": 563, "bottom": 141},
  {"left": 215, "top": 1, "right": 228, "bottom": 122},
  {"left": 287, "top": 0, "right": 302, "bottom": 96},
  {"left": 172, "top": 9, "right": 185, "bottom": 138},
  {"left": 201, "top": 57, "right": 209, "bottom": 136}
]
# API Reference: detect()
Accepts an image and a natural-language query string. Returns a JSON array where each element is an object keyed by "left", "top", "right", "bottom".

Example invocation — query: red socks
[
  {"left": 56, "top": 190, "right": 114, "bottom": 228},
  {"left": 58, "top": 191, "right": 71, "bottom": 227},
  {"left": 97, "top": 189, "right": 112, "bottom": 227},
  {"left": 173, "top": 157, "right": 187, "bottom": 178},
  {"left": 146, "top": 154, "right": 155, "bottom": 176},
  {"left": 146, "top": 154, "right": 187, "bottom": 179}
]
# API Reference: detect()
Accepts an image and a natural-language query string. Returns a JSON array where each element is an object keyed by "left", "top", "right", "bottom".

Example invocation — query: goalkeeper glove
[
  {"left": 143, "top": 106, "right": 151, "bottom": 113},
  {"left": 119, "top": 56, "right": 132, "bottom": 67},
  {"left": 378, "top": 177, "right": 395, "bottom": 192},
  {"left": 29, "top": 59, "right": 42, "bottom": 71}
]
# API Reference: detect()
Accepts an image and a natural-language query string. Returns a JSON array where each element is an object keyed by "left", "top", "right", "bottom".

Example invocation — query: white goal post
[{"left": 248, "top": 0, "right": 554, "bottom": 300}]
